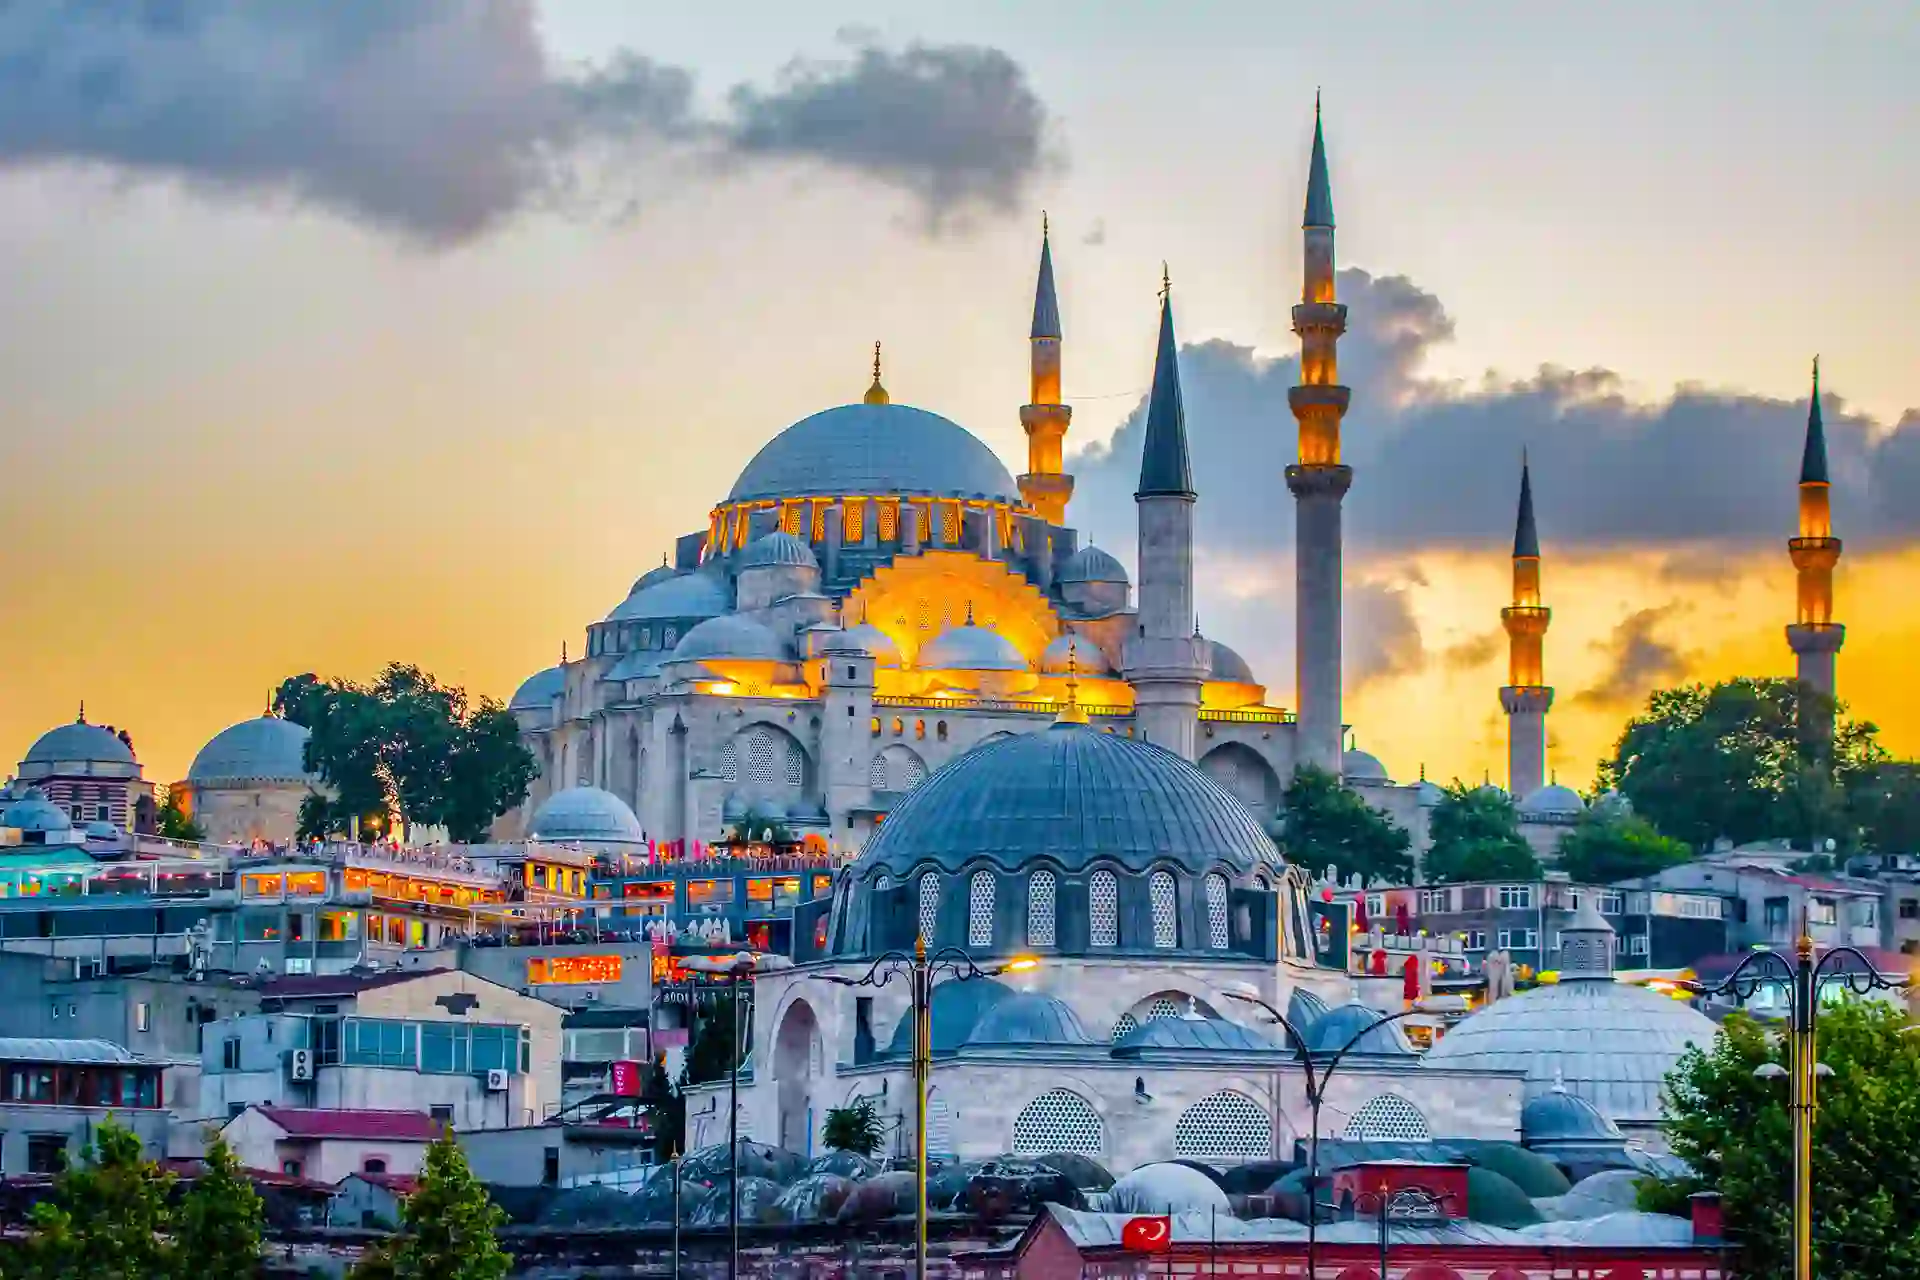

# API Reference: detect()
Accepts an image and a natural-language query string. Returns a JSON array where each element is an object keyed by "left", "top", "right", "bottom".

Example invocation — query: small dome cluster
[
  {"left": 739, "top": 531, "right": 819, "bottom": 571},
  {"left": 1, "top": 788, "right": 72, "bottom": 834},
  {"left": 672, "top": 614, "right": 790, "bottom": 664}
]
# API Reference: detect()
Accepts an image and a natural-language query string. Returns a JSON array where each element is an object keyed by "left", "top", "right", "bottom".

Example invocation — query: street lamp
[
  {"left": 1688, "top": 925, "right": 1909, "bottom": 1280},
  {"left": 1352, "top": 1183, "right": 1446, "bottom": 1280},
  {"left": 1220, "top": 981, "right": 1439, "bottom": 1279},
  {"left": 811, "top": 936, "right": 1039, "bottom": 1280},
  {"left": 678, "top": 949, "right": 793, "bottom": 1280}
]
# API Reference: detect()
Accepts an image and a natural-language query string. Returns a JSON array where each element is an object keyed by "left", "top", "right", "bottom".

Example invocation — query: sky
[{"left": 0, "top": 1, "right": 1915, "bottom": 792}]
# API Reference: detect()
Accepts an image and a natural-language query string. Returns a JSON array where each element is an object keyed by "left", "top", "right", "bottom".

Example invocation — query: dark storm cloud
[
  {"left": 1572, "top": 607, "right": 1691, "bottom": 708},
  {"left": 0, "top": 2, "right": 1052, "bottom": 244}
]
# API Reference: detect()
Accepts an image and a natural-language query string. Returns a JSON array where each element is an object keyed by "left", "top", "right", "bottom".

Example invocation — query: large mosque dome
[
  {"left": 528, "top": 786, "right": 645, "bottom": 844},
  {"left": 24, "top": 721, "right": 136, "bottom": 771},
  {"left": 727, "top": 403, "right": 1017, "bottom": 504},
  {"left": 188, "top": 717, "right": 314, "bottom": 784}
]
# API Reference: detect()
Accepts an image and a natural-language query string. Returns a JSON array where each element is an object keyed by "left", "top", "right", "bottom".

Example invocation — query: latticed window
[
  {"left": 877, "top": 499, "right": 898, "bottom": 541},
  {"left": 1109, "top": 1014, "right": 1138, "bottom": 1043},
  {"left": 927, "top": 1088, "right": 953, "bottom": 1157},
  {"left": 1011, "top": 1089, "right": 1103, "bottom": 1156},
  {"left": 745, "top": 733, "right": 778, "bottom": 785},
  {"left": 1150, "top": 872, "right": 1178, "bottom": 948},
  {"left": 900, "top": 755, "right": 927, "bottom": 790},
  {"left": 663, "top": 626, "right": 678, "bottom": 648},
  {"left": 876, "top": 875, "right": 892, "bottom": 892},
  {"left": 780, "top": 503, "right": 802, "bottom": 535},
  {"left": 811, "top": 502, "right": 827, "bottom": 542},
  {"left": 720, "top": 741, "right": 740, "bottom": 783},
  {"left": 1145, "top": 996, "right": 1182, "bottom": 1023},
  {"left": 785, "top": 742, "right": 804, "bottom": 787},
  {"left": 968, "top": 872, "right": 995, "bottom": 948},
  {"left": 1205, "top": 874, "right": 1230, "bottom": 949},
  {"left": 915, "top": 598, "right": 933, "bottom": 631},
  {"left": 1175, "top": 1091, "right": 1272, "bottom": 1159},
  {"left": 868, "top": 755, "right": 888, "bottom": 789},
  {"left": 939, "top": 502, "right": 961, "bottom": 544},
  {"left": 1089, "top": 871, "right": 1118, "bottom": 947},
  {"left": 1027, "top": 871, "right": 1056, "bottom": 948},
  {"left": 843, "top": 499, "right": 865, "bottom": 543},
  {"left": 1344, "top": 1094, "right": 1430, "bottom": 1141},
  {"left": 918, "top": 872, "right": 940, "bottom": 943}
]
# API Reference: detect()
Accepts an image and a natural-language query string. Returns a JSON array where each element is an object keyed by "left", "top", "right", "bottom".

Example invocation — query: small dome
[
  {"left": 671, "top": 615, "right": 789, "bottom": 664},
  {"left": 1284, "top": 986, "right": 1330, "bottom": 1038},
  {"left": 917, "top": 623, "right": 1028, "bottom": 672},
  {"left": 1057, "top": 544, "right": 1128, "bottom": 585},
  {"left": 188, "top": 717, "right": 314, "bottom": 785},
  {"left": 1040, "top": 634, "right": 1111, "bottom": 676},
  {"left": 1475, "top": 782, "right": 1509, "bottom": 799},
  {"left": 1305, "top": 1002, "right": 1414, "bottom": 1056},
  {"left": 1519, "top": 783, "right": 1586, "bottom": 819},
  {"left": 1415, "top": 779, "right": 1446, "bottom": 808},
  {"left": 631, "top": 562, "right": 678, "bottom": 594},
  {"left": 1111, "top": 1016, "right": 1281, "bottom": 1056},
  {"left": 1108, "top": 1163, "right": 1232, "bottom": 1215},
  {"left": 740, "top": 531, "right": 819, "bottom": 571},
  {"left": 816, "top": 623, "right": 902, "bottom": 668},
  {"left": 721, "top": 794, "right": 748, "bottom": 822},
  {"left": 1, "top": 792, "right": 72, "bottom": 834},
  {"left": 1342, "top": 747, "right": 1389, "bottom": 783},
  {"left": 83, "top": 820, "right": 120, "bottom": 839},
  {"left": 24, "top": 721, "right": 135, "bottom": 767},
  {"left": 1208, "top": 641, "right": 1255, "bottom": 684},
  {"left": 528, "top": 786, "right": 644, "bottom": 844},
  {"left": 1522, "top": 1083, "right": 1625, "bottom": 1145},
  {"left": 605, "top": 652, "right": 662, "bottom": 681},
  {"left": 509, "top": 666, "right": 565, "bottom": 710},
  {"left": 886, "top": 978, "right": 1012, "bottom": 1057},
  {"left": 607, "top": 571, "right": 732, "bottom": 623},
  {"left": 728, "top": 402, "right": 1018, "bottom": 504},
  {"left": 964, "top": 992, "right": 1092, "bottom": 1048},
  {"left": 1593, "top": 789, "right": 1634, "bottom": 818}
]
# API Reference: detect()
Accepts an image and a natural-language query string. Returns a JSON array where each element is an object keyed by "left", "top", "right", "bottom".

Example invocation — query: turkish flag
[{"left": 1121, "top": 1216, "right": 1172, "bottom": 1253}]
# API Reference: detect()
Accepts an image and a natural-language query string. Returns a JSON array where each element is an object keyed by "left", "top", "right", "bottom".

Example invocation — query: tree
[
  {"left": 681, "top": 995, "right": 746, "bottom": 1088},
  {"left": 351, "top": 1134, "right": 509, "bottom": 1280},
  {"left": 1273, "top": 764, "right": 1414, "bottom": 884},
  {"left": 1555, "top": 809, "right": 1691, "bottom": 884},
  {"left": 1599, "top": 677, "right": 1884, "bottom": 852},
  {"left": 1422, "top": 783, "right": 1542, "bottom": 884},
  {"left": 645, "top": 1054, "right": 683, "bottom": 1162},
  {"left": 175, "top": 1134, "right": 264, "bottom": 1280},
  {"left": 823, "top": 1098, "right": 884, "bottom": 1157},
  {"left": 1853, "top": 762, "right": 1920, "bottom": 856},
  {"left": 19, "top": 1118, "right": 173, "bottom": 1280},
  {"left": 1641, "top": 1004, "right": 1920, "bottom": 1278},
  {"left": 156, "top": 792, "right": 206, "bottom": 843}
]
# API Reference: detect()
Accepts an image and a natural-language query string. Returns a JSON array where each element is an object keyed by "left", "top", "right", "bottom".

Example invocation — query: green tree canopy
[
  {"left": 351, "top": 1134, "right": 510, "bottom": 1280},
  {"left": 1598, "top": 677, "right": 1884, "bottom": 852},
  {"left": 156, "top": 791, "right": 206, "bottom": 843},
  {"left": 274, "top": 664, "right": 536, "bottom": 842},
  {"left": 1642, "top": 1003, "right": 1920, "bottom": 1278},
  {"left": 175, "top": 1134, "right": 265, "bottom": 1280},
  {"left": 1422, "top": 783, "right": 1542, "bottom": 884},
  {"left": 823, "top": 1098, "right": 884, "bottom": 1156},
  {"left": 1554, "top": 809, "right": 1692, "bottom": 884},
  {"left": 19, "top": 1118, "right": 173, "bottom": 1280},
  {"left": 1273, "top": 763, "right": 1413, "bottom": 884},
  {"left": 1852, "top": 761, "right": 1920, "bottom": 856}
]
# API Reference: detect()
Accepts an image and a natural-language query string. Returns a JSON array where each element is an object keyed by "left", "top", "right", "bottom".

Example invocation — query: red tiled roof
[
  {"left": 252, "top": 1107, "right": 444, "bottom": 1142},
  {"left": 253, "top": 971, "right": 427, "bottom": 999},
  {"left": 347, "top": 1171, "right": 419, "bottom": 1194}
]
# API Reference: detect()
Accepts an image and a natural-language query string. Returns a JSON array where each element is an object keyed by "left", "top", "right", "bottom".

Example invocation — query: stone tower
[
  {"left": 1787, "top": 358, "right": 1843, "bottom": 742},
  {"left": 1123, "top": 275, "right": 1208, "bottom": 761},
  {"left": 1287, "top": 98, "right": 1351, "bottom": 774},
  {"left": 1500, "top": 457, "right": 1553, "bottom": 798},
  {"left": 1019, "top": 216, "right": 1075, "bottom": 524}
]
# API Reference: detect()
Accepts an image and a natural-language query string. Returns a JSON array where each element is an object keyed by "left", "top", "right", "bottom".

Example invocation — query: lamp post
[
  {"left": 1221, "top": 982, "right": 1437, "bottom": 1280},
  {"left": 1689, "top": 923, "right": 1909, "bottom": 1280},
  {"left": 679, "top": 949, "right": 793, "bottom": 1280},
  {"left": 811, "top": 935, "right": 1039, "bottom": 1280}
]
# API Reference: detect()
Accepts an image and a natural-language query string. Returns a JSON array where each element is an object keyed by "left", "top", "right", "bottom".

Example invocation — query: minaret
[
  {"left": 1123, "top": 269, "right": 1208, "bottom": 761},
  {"left": 1500, "top": 456, "right": 1553, "bottom": 798},
  {"left": 1787, "top": 357, "right": 1843, "bottom": 742},
  {"left": 1286, "top": 96, "right": 1351, "bottom": 774},
  {"left": 1019, "top": 215, "right": 1074, "bottom": 523}
]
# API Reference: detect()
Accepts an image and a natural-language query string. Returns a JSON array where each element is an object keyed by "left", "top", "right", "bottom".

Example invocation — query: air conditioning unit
[
  {"left": 484, "top": 1068, "right": 509, "bottom": 1092},
  {"left": 288, "top": 1049, "right": 315, "bottom": 1082}
]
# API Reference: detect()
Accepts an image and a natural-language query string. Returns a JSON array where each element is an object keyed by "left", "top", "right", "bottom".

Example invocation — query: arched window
[
  {"left": 1011, "top": 1089, "right": 1103, "bottom": 1156},
  {"left": 915, "top": 719, "right": 926, "bottom": 740},
  {"left": 785, "top": 741, "right": 804, "bottom": 787},
  {"left": 899, "top": 754, "right": 927, "bottom": 790},
  {"left": 968, "top": 871, "right": 995, "bottom": 948},
  {"left": 1344, "top": 1094, "right": 1430, "bottom": 1141},
  {"left": 1145, "top": 995, "right": 1184, "bottom": 1023},
  {"left": 1089, "top": 871, "right": 1118, "bottom": 947},
  {"left": 663, "top": 626, "right": 678, "bottom": 648},
  {"left": 936, "top": 721, "right": 948, "bottom": 742},
  {"left": 719, "top": 741, "right": 740, "bottom": 783},
  {"left": 927, "top": 1088, "right": 954, "bottom": 1158},
  {"left": 1150, "top": 871, "right": 1178, "bottom": 948},
  {"left": 892, "top": 717, "right": 904, "bottom": 736},
  {"left": 746, "top": 732, "right": 778, "bottom": 785},
  {"left": 918, "top": 872, "right": 940, "bottom": 943},
  {"left": 868, "top": 755, "right": 888, "bottom": 789},
  {"left": 1205, "top": 874, "right": 1230, "bottom": 949},
  {"left": 876, "top": 875, "right": 892, "bottom": 892},
  {"left": 1109, "top": 1013, "right": 1138, "bottom": 1043},
  {"left": 1027, "top": 870, "right": 1056, "bottom": 948},
  {"left": 870, "top": 717, "right": 882, "bottom": 737},
  {"left": 1174, "top": 1091, "right": 1272, "bottom": 1160}
]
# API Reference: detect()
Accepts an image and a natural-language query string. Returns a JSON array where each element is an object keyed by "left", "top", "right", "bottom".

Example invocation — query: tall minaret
[
  {"left": 1287, "top": 97, "right": 1351, "bottom": 774},
  {"left": 1787, "top": 358, "right": 1843, "bottom": 742},
  {"left": 1123, "top": 270, "right": 1209, "bottom": 761},
  {"left": 1500, "top": 457, "right": 1553, "bottom": 798},
  {"left": 1019, "top": 215, "right": 1074, "bottom": 524}
]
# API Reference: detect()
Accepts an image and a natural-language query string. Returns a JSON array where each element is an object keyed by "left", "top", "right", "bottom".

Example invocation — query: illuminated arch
[{"left": 844, "top": 550, "right": 1059, "bottom": 672}]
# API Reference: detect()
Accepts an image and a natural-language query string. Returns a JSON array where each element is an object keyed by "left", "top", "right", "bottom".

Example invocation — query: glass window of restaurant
[{"left": 687, "top": 880, "right": 734, "bottom": 914}]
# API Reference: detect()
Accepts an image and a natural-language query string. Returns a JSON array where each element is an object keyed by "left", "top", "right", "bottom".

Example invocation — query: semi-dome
[
  {"left": 1306, "top": 1001, "right": 1415, "bottom": 1056},
  {"left": 1108, "top": 1163, "right": 1232, "bottom": 1215},
  {"left": 605, "top": 652, "right": 663, "bottom": 681},
  {"left": 1207, "top": 641, "right": 1255, "bottom": 685},
  {"left": 606, "top": 571, "right": 732, "bottom": 623},
  {"left": 509, "top": 666, "right": 565, "bottom": 710},
  {"left": 527, "top": 786, "right": 644, "bottom": 844},
  {"left": 1284, "top": 986, "right": 1331, "bottom": 1038},
  {"left": 886, "top": 978, "right": 1012, "bottom": 1057},
  {"left": 740, "top": 531, "right": 819, "bottom": 571},
  {"left": 670, "top": 615, "right": 789, "bottom": 664},
  {"left": 631, "top": 561, "right": 678, "bottom": 594},
  {"left": 1342, "top": 747, "right": 1389, "bottom": 783},
  {"left": 1519, "top": 783, "right": 1586, "bottom": 819},
  {"left": 1040, "top": 634, "right": 1111, "bottom": 676},
  {"left": 964, "top": 991, "right": 1093, "bottom": 1049},
  {"left": 1, "top": 791, "right": 72, "bottom": 834},
  {"left": 188, "top": 717, "right": 314, "bottom": 784},
  {"left": 1111, "top": 1016, "right": 1282, "bottom": 1056},
  {"left": 917, "top": 622, "right": 1028, "bottom": 672},
  {"left": 1057, "top": 544, "right": 1128, "bottom": 585},
  {"left": 728, "top": 403, "right": 1017, "bottom": 504},
  {"left": 24, "top": 721, "right": 135, "bottom": 768}
]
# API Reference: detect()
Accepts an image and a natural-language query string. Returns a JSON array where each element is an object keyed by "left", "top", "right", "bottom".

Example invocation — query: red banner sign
[{"left": 609, "top": 1060, "right": 642, "bottom": 1097}]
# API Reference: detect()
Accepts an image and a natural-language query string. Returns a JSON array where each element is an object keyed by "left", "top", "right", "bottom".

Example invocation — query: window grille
[
  {"left": 1150, "top": 871, "right": 1177, "bottom": 948},
  {"left": 843, "top": 500, "right": 864, "bottom": 544},
  {"left": 1344, "top": 1094, "right": 1429, "bottom": 1141},
  {"left": 811, "top": 502, "right": 826, "bottom": 542},
  {"left": 940, "top": 503, "right": 961, "bottom": 544},
  {"left": 720, "top": 741, "right": 740, "bottom": 783},
  {"left": 1011, "top": 1089, "right": 1103, "bottom": 1156},
  {"left": 968, "top": 872, "right": 995, "bottom": 948},
  {"left": 1145, "top": 996, "right": 1182, "bottom": 1023},
  {"left": 1027, "top": 871, "right": 1057, "bottom": 948},
  {"left": 663, "top": 627, "right": 677, "bottom": 648},
  {"left": 785, "top": 742, "right": 804, "bottom": 787},
  {"left": 899, "top": 755, "right": 926, "bottom": 789},
  {"left": 868, "top": 756, "right": 888, "bottom": 789},
  {"left": 1205, "top": 874, "right": 1230, "bottom": 949},
  {"left": 877, "top": 500, "right": 898, "bottom": 541},
  {"left": 876, "top": 875, "right": 892, "bottom": 892},
  {"left": 1174, "top": 1091, "right": 1271, "bottom": 1159},
  {"left": 1109, "top": 1014, "right": 1138, "bottom": 1043},
  {"left": 918, "top": 873, "right": 940, "bottom": 943},
  {"left": 927, "top": 1088, "right": 953, "bottom": 1157},
  {"left": 746, "top": 733, "right": 778, "bottom": 785},
  {"left": 1089, "top": 871, "right": 1118, "bottom": 947}
]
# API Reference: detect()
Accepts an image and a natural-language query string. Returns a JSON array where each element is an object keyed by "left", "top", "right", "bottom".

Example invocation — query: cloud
[
  {"left": 1439, "top": 630, "right": 1502, "bottom": 672},
  {"left": 1572, "top": 606, "right": 1691, "bottom": 708},
  {"left": 0, "top": 3, "right": 1052, "bottom": 243},
  {"left": 1081, "top": 217, "right": 1106, "bottom": 247},
  {"left": 1346, "top": 573, "right": 1428, "bottom": 687}
]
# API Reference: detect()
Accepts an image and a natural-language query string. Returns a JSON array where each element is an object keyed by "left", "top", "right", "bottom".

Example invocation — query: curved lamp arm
[
  {"left": 1310, "top": 1006, "right": 1433, "bottom": 1100},
  {"left": 1687, "top": 948, "right": 1798, "bottom": 1002},
  {"left": 1813, "top": 944, "right": 1911, "bottom": 997}
]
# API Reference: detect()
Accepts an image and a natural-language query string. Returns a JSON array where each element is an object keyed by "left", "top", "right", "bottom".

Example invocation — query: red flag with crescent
[{"left": 1121, "top": 1216, "right": 1172, "bottom": 1252}]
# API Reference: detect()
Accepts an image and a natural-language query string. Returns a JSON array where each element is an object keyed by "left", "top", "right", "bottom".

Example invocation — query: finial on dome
[
  {"left": 1159, "top": 261, "right": 1171, "bottom": 301},
  {"left": 1055, "top": 638, "right": 1091, "bottom": 726},
  {"left": 864, "top": 341, "right": 889, "bottom": 405},
  {"left": 561, "top": 641, "right": 568, "bottom": 664},
  {"left": 76, "top": 701, "right": 86, "bottom": 724},
  {"left": 964, "top": 600, "right": 975, "bottom": 626}
]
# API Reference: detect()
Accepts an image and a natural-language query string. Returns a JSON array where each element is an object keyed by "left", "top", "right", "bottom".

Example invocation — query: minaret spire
[
  {"left": 1500, "top": 454, "right": 1553, "bottom": 798},
  {"left": 863, "top": 341, "right": 889, "bottom": 405},
  {"left": 1019, "top": 213, "right": 1074, "bottom": 523},
  {"left": 1287, "top": 98, "right": 1353, "bottom": 773},
  {"left": 1136, "top": 274, "right": 1194, "bottom": 499},
  {"left": 1787, "top": 356, "right": 1844, "bottom": 743}
]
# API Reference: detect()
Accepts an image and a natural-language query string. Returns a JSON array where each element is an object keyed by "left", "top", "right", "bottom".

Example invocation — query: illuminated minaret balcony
[
  {"left": 1786, "top": 358, "right": 1844, "bottom": 724},
  {"left": 1019, "top": 215, "right": 1075, "bottom": 525},
  {"left": 1500, "top": 457, "right": 1552, "bottom": 798}
]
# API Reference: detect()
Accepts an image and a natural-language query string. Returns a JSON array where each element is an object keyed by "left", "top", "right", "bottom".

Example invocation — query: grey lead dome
[
  {"left": 188, "top": 716, "right": 315, "bottom": 784},
  {"left": 728, "top": 402, "right": 1017, "bottom": 504}
]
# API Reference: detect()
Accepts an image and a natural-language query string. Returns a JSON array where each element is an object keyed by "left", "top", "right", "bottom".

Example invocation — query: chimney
[{"left": 1689, "top": 1191, "right": 1723, "bottom": 1245}]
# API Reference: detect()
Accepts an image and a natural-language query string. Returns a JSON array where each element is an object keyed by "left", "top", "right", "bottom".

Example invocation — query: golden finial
[
  {"left": 863, "top": 341, "right": 889, "bottom": 405},
  {"left": 561, "top": 641, "right": 568, "bottom": 664},
  {"left": 1056, "top": 638, "right": 1091, "bottom": 725},
  {"left": 76, "top": 701, "right": 85, "bottom": 724},
  {"left": 1042, "top": 210, "right": 1049, "bottom": 240},
  {"left": 964, "top": 600, "right": 975, "bottom": 626}
]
